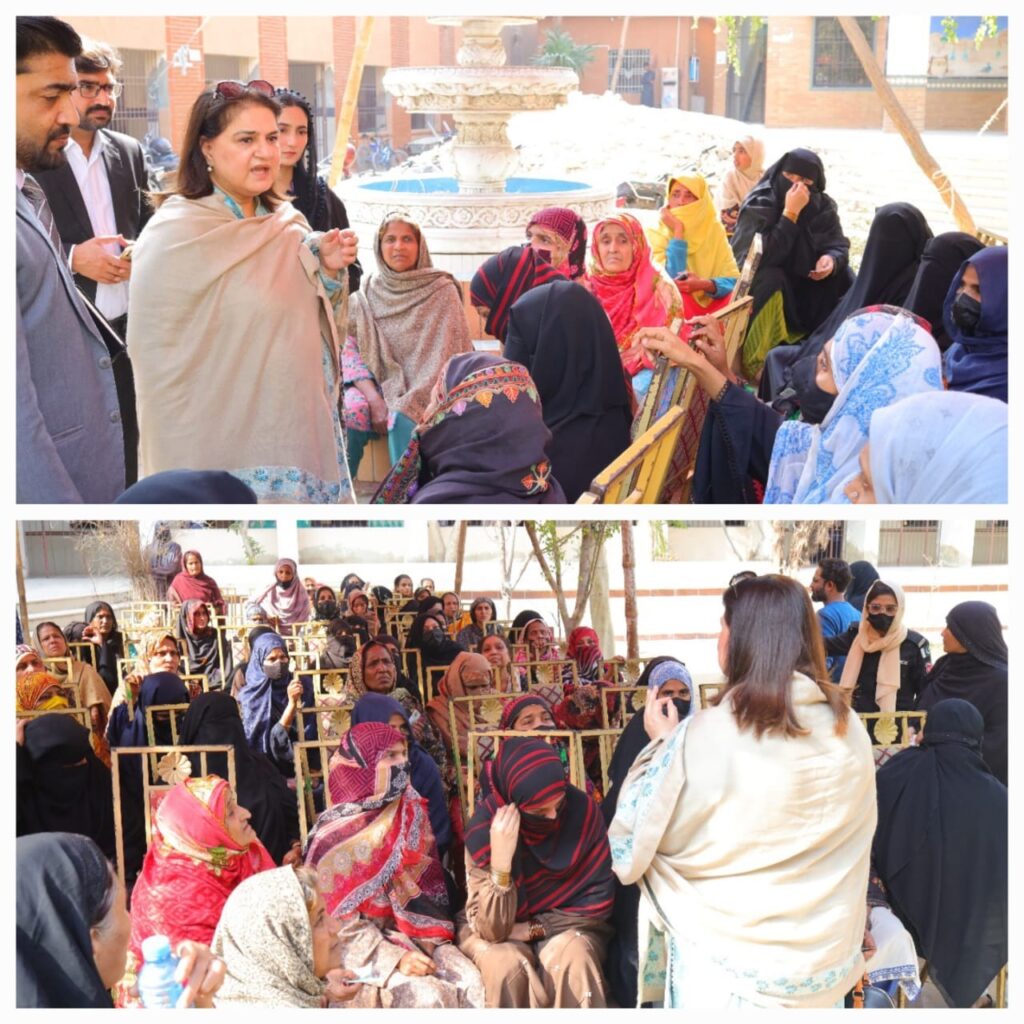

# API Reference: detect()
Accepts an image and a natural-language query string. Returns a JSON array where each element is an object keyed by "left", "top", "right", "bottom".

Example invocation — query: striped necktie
[{"left": 21, "top": 174, "right": 65, "bottom": 256}]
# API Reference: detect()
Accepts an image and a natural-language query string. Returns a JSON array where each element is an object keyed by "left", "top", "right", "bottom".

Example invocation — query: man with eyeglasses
[{"left": 34, "top": 37, "right": 151, "bottom": 344}]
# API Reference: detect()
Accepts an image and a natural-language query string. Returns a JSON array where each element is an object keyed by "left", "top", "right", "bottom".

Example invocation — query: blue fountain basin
[{"left": 357, "top": 176, "right": 591, "bottom": 195}]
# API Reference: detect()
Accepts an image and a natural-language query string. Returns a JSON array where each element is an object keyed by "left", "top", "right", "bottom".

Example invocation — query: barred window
[
  {"left": 972, "top": 521, "right": 1008, "bottom": 566},
  {"left": 608, "top": 48, "right": 652, "bottom": 95},
  {"left": 109, "top": 48, "right": 163, "bottom": 142},
  {"left": 878, "top": 521, "right": 940, "bottom": 567},
  {"left": 812, "top": 17, "right": 876, "bottom": 88}
]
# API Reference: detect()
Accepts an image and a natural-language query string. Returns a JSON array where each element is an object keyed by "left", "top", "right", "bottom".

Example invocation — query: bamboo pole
[
  {"left": 838, "top": 16, "right": 977, "bottom": 235},
  {"left": 609, "top": 16, "right": 630, "bottom": 94},
  {"left": 453, "top": 522, "right": 468, "bottom": 595},
  {"left": 329, "top": 16, "right": 375, "bottom": 189},
  {"left": 621, "top": 522, "right": 639, "bottom": 661}
]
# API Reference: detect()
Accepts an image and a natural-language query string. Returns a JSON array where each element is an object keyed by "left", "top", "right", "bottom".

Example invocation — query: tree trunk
[
  {"left": 838, "top": 16, "right": 976, "bottom": 235},
  {"left": 621, "top": 521, "right": 639, "bottom": 661},
  {"left": 609, "top": 16, "right": 630, "bottom": 93},
  {"left": 589, "top": 544, "right": 615, "bottom": 657},
  {"left": 329, "top": 16, "right": 375, "bottom": 188},
  {"left": 524, "top": 523, "right": 572, "bottom": 634},
  {"left": 453, "top": 522, "right": 468, "bottom": 594}
]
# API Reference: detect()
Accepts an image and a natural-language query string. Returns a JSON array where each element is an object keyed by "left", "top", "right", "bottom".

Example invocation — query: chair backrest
[
  {"left": 400, "top": 647, "right": 425, "bottom": 701},
  {"left": 730, "top": 231, "right": 763, "bottom": 302},
  {"left": 66, "top": 641, "right": 98, "bottom": 668},
  {"left": 698, "top": 682, "right": 724, "bottom": 709},
  {"left": 574, "top": 728, "right": 625, "bottom": 796},
  {"left": 600, "top": 686, "right": 648, "bottom": 729},
  {"left": 110, "top": 743, "right": 235, "bottom": 890},
  {"left": 143, "top": 702, "right": 194, "bottom": 757},
  {"left": 40, "top": 657, "right": 83, "bottom": 706},
  {"left": 858, "top": 710, "right": 927, "bottom": 769},
  {"left": 17, "top": 705, "right": 92, "bottom": 729},
  {"left": 974, "top": 228, "right": 1006, "bottom": 247},
  {"left": 293, "top": 737, "right": 341, "bottom": 846},
  {"left": 577, "top": 406, "right": 685, "bottom": 504},
  {"left": 296, "top": 702, "right": 353, "bottom": 744},
  {"left": 294, "top": 666, "right": 352, "bottom": 700}
]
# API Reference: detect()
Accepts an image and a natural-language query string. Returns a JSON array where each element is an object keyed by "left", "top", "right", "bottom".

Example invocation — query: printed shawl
[
  {"left": 470, "top": 244, "right": 567, "bottom": 343},
  {"left": 303, "top": 723, "right": 454, "bottom": 941},
  {"left": 838, "top": 579, "right": 909, "bottom": 712},
  {"left": 168, "top": 551, "right": 226, "bottom": 616}
]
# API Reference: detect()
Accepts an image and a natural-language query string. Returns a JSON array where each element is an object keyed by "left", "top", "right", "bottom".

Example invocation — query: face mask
[
  {"left": 520, "top": 802, "right": 564, "bottom": 837},
  {"left": 428, "top": 627, "right": 446, "bottom": 643},
  {"left": 383, "top": 763, "right": 410, "bottom": 802},
  {"left": 264, "top": 660, "right": 287, "bottom": 681},
  {"left": 316, "top": 600, "right": 338, "bottom": 620},
  {"left": 277, "top": 578, "right": 293, "bottom": 589},
  {"left": 670, "top": 696, "right": 691, "bottom": 719},
  {"left": 40, "top": 693, "right": 69, "bottom": 711},
  {"left": 867, "top": 613, "right": 895, "bottom": 635},
  {"left": 951, "top": 292, "right": 982, "bottom": 335}
]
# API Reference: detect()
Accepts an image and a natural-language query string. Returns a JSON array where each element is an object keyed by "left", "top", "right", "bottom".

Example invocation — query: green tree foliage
[{"left": 532, "top": 28, "right": 597, "bottom": 76}]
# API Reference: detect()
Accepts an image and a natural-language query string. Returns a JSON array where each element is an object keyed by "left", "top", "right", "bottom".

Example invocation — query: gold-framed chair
[
  {"left": 296, "top": 702, "right": 352, "bottom": 745},
  {"left": 858, "top": 710, "right": 927, "bottom": 770},
  {"left": 975, "top": 227, "right": 1007, "bottom": 247},
  {"left": 294, "top": 666, "right": 351, "bottom": 700},
  {"left": 110, "top": 743, "right": 236, "bottom": 890},
  {"left": 17, "top": 705, "right": 92, "bottom": 729},
  {"left": 39, "top": 657, "right": 83, "bottom": 706},
  {"left": 143, "top": 703, "right": 194, "bottom": 772},
  {"left": 698, "top": 682, "right": 724, "bottom": 709},
  {"left": 293, "top": 737, "right": 338, "bottom": 846},
  {"left": 600, "top": 686, "right": 648, "bottom": 729},
  {"left": 573, "top": 727, "right": 625, "bottom": 796},
  {"left": 66, "top": 641, "right": 98, "bottom": 669},
  {"left": 463, "top": 728, "right": 579, "bottom": 819},
  {"left": 400, "top": 647, "right": 425, "bottom": 701}
]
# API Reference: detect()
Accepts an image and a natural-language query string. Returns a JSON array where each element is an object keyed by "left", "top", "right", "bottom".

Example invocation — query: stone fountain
[{"left": 339, "top": 16, "right": 616, "bottom": 281}]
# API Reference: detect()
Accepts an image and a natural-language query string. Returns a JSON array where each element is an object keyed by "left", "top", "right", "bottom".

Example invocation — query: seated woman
[
  {"left": 941, "top": 245, "right": 1007, "bottom": 402},
  {"left": 844, "top": 390, "right": 1008, "bottom": 504},
  {"left": 645, "top": 174, "right": 739, "bottom": 317},
  {"left": 759, "top": 202, "right": 933, "bottom": 420},
  {"left": 455, "top": 598, "right": 500, "bottom": 651},
  {"left": 131, "top": 83, "right": 355, "bottom": 502},
  {"left": 16, "top": 832, "right": 223, "bottom": 1009},
  {"left": 304, "top": 724, "right": 485, "bottom": 1008},
  {"left": 341, "top": 589, "right": 377, "bottom": 645},
  {"left": 238, "top": 631, "right": 316, "bottom": 776},
  {"left": 903, "top": 232, "right": 984, "bottom": 351},
  {"left": 641, "top": 305, "right": 941, "bottom": 504},
  {"left": 351, "top": 693, "right": 452, "bottom": 857},
  {"left": 730, "top": 148, "right": 854, "bottom": 378},
  {"left": 583, "top": 212, "right": 683, "bottom": 401},
  {"left": 213, "top": 864, "right": 356, "bottom": 1007},
  {"left": 917, "top": 601, "right": 1006, "bottom": 786},
  {"left": 823, "top": 580, "right": 930, "bottom": 714},
  {"left": 394, "top": 574, "right": 414, "bottom": 600},
  {"left": 565, "top": 627, "right": 608, "bottom": 684},
  {"left": 227, "top": 625, "right": 274, "bottom": 698},
  {"left": 16, "top": 670, "right": 72, "bottom": 718},
  {"left": 480, "top": 633, "right": 520, "bottom": 693},
  {"left": 459, "top": 737, "right": 615, "bottom": 1007},
  {"left": 177, "top": 599, "right": 232, "bottom": 690},
  {"left": 348, "top": 214, "right": 472, "bottom": 466},
  {"left": 273, "top": 88, "right": 362, "bottom": 292},
  {"left": 504, "top": 278, "right": 632, "bottom": 502},
  {"left": 514, "top": 617, "right": 572, "bottom": 693},
  {"left": 599, "top": 657, "right": 695, "bottom": 1008},
  {"left": 609, "top": 575, "right": 875, "bottom": 1008},
  {"left": 373, "top": 352, "right": 566, "bottom": 505},
  {"left": 311, "top": 584, "right": 340, "bottom": 622},
  {"left": 114, "top": 775, "right": 275, "bottom": 1006},
  {"left": 251, "top": 558, "right": 312, "bottom": 637},
  {"left": 79, "top": 600, "right": 124, "bottom": 697},
  {"left": 525, "top": 207, "right": 587, "bottom": 279},
  {"left": 179, "top": 691, "right": 301, "bottom": 864},
  {"left": 16, "top": 713, "right": 115, "bottom": 860},
  {"left": 871, "top": 699, "right": 1006, "bottom": 1007},
  {"left": 406, "top": 609, "right": 466, "bottom": 675},
  {"left": 716, "top": 134, "right": 765, "bottom": 234},
  {"left": 167, "top": 550, "right": 227, "bottom": 618}
]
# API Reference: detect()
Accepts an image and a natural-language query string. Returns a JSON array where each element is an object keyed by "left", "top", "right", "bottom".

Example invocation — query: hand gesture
[
  {"left": 319, "top": 228, "right": 359, "bottom": 273},
  {"left": 81, "top": 625, "right": 102, "bottom": 646},
  {"left": 489, "top": 803, "right": 520, "bottom": 873},
  {"left": 659, "top": 205, "right": 685, "bottom": 239},
  {"left": 71, "top": 235, "right": 131, "bottom": 285},
  {"left": 173, "top": 940, "right": 226, "bottom": 1008},
  {"left": 637, "top": 325, "right": 699, "bottom": 370},
  {"left": 643, "top": 686, "right": 679, "bottom": 743},
  {"left": 686, "top": 315, "right": 728, "bottom": 373},
  {"left": 368, "top": 394, "right": 390, "bottom": 436},
  {"left": 396, "top": 949, "right": 436, "bottom": 976},
  {"left": 783, "top": 181, "right": 810, "bottom": 219},
  {"left": 282, "top": 840, "right": 303, "bottom": 866},
  {"left": 721, "top": 208, "right": 738, "bottom": 228},
  {"left": 808, "top": 254, "right": 834, "bottom": 281},
  {"left": 286, "top": 680, "right": 304, "bottom": 707}
]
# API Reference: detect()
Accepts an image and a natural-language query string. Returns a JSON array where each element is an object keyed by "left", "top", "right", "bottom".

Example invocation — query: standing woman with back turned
[
  {"left": 129, "top": 81, "right": 356, "bottom": 502},
  {"left": 610, "top": 575, "right": 874, "bottom": 1009}
]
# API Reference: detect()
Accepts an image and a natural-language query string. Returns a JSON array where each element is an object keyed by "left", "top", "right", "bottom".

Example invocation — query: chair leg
[{"left": 995, "top": 964, "right": 1007, "bottom": 1008}]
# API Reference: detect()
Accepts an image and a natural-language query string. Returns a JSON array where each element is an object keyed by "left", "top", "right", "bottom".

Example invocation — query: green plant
[
  {"left": 940, "top": 15, "right": 1000, "bottom": 47},
  {"left": 226, "top": 521, "right": 263, "bottom": 565},
  {"left": 532, "top": 28, "right": 596, "bottom": 76}
]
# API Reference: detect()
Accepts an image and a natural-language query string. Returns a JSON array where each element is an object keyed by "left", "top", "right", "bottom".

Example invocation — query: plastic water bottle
[{"left": 138, "top": 935, "right": 184, "bottom": 1009}]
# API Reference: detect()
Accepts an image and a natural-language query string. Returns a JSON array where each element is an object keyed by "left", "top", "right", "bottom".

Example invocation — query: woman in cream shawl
[
  {"left": 129, "top": 83, "right": 356, "bottom": 503},
  {"left": 716, "top": 134, "right": 765, "bottom": 230},
  {"left": 609, "top": 575, "right": 875, "bottom": 1009},
  {"left": 348, "top": 214, "right": 473, "bottom": 465}
]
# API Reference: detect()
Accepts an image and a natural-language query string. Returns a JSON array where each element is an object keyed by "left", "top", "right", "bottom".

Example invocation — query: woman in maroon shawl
[
  {"left": 167, "top": 550, "right": 227, "bottom": 618},
  {"left": 303, "top": 723, "right": 484, "bottom": 1007},
  {"left": 459, "top": 737, "right": 614, "bottom": 1007}
]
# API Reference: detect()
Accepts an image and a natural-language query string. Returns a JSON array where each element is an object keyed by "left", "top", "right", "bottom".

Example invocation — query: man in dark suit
[
  {"left": 34, "top": 37, "right": 151, "bottom": 342},
  {"left": 16, "top": 16, "right": 126, "bottom": 502}
]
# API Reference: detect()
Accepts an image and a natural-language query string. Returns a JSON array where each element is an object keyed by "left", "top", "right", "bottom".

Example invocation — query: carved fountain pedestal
[{"left": 340, "top": 16, "right": 615, "bottom": 280}]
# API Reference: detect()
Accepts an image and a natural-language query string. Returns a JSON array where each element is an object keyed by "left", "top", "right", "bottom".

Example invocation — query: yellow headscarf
[{"left": 645, "top": 174, "right": 739, "bottom": 308}]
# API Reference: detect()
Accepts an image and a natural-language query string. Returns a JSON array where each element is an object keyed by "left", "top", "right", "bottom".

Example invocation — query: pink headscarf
[
  {"left": 252, "top": 558, "right": 312, "bottom": 631},
  {"left": 526, "top": 207, "right": 588, "bottom": 280}
]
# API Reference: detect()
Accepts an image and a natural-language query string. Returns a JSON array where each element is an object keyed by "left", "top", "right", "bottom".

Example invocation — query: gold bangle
[
  {"left": 528, "top": 919, "right": 545, "bottom": 943},
  {"left": 490, "top": 868, "right": 512, "bottom": 888}
]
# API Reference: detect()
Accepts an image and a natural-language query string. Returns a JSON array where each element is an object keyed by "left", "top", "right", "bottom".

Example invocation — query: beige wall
[
  {"left": 286, "top": 17, "right": 334, "bottom": 63},
  {"left": 201, "top": 17, "right": 259, "bottom": 58},
  {"left": 61, "top": 16, "right": 164, "bottom": 50}
]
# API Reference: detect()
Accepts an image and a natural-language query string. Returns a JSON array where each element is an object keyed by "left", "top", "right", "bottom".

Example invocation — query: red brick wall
[
  {"left": 765, "top": 16, "right": 888, "bottom": 129},
  {"left": 389, "top": 17, "right": 412, "bottom": 148},
  {"left": 924, "top": 87, "right": 1008, "bottom": 132},
  {"left": 165, "top": 17, "right": 206, "bottom": 154},
  {"left": 332, "top": 16, "right": 358, "bottom": 144},
  {"left": 257, "top": 17, "right": 288, "bottom": 90}
]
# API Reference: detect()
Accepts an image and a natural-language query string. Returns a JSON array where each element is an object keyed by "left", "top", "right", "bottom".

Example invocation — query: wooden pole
[
  {"left": 609, "top": 16, "right": 630, "bottom": 93},
  {"left": 621, "top": 522, "right": 639, "bottom": 661},
  {"left": 838, "top": 16, "right": 977, "bottom": 235},
  {"left": 16, "top": 525, "right": 30, "bottom": 639},
  {"left": 329, "top": 16, "right": 375, "bottom": 189},
  {"left": 453, "top": 522, "right": 468, "bottom": 595}
]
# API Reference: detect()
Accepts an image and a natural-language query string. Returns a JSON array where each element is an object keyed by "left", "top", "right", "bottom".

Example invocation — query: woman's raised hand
[
  {"left": 637, "top": 326, "right": 699, "bottom": 369},
  {"left": 659, "top": 205, "right": 685, "bottom": 239},
  {"left": 643, "top": 686, "right": 680, "bottom": 743},
  {"left": 686, "top": 315, "right": 728, "bottom": 373},
  {"left": 489, "top": 803, "right": 520, "bottom": 872},
  {"left": 396, "top": 949, "right": 437, "bottom": 976},
  {"left": 318, "top": 228, "right": 359, "bottom": 272},
  {"left": 286, "top": 680, "right": 304, "bottom": 707},
  {"left": 784, "top": 181, "right": 810, "bottom": 219}
]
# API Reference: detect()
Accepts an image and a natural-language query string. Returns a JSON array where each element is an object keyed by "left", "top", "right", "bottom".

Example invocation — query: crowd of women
[
  {"left": 96, "top": 80, "right": 1005, "bottom": 505},
  {"left": 17, "top": 552, "right": 1007, "bottom": 1008}
]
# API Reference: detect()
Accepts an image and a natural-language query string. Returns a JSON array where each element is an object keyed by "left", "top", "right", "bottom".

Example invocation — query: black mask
[
  {"left": 276, "top": 578, "right": 293, "bottom": 589},
  {"left": 867, "top": 613, "right": 895, "bottom": 635},
  {"left": 264, "top": 660, "right": 288, "bottom": 681},
  {"left": 316, "top": 600, "right": 338, "bottom": 620},
  {"left": 951, "top": 292, "right": 982, "bottom": 335},
  {"left": 670, "top": 696, "right": 691, "bottom": 719}
]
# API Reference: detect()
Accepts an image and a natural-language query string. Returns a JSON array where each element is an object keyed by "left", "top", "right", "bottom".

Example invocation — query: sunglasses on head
[{"left": 213, "top": 79, "right": 275, "bottom": 100}]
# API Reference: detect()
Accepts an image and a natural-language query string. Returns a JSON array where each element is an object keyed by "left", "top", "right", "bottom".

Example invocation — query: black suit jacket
[{"left": 34, "top": 128, "right": 153, "bottom": 305}]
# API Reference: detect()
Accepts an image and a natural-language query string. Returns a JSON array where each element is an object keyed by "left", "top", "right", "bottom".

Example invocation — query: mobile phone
[{"left": 119, "top": 243, "right": 134, "bottom": 262}]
